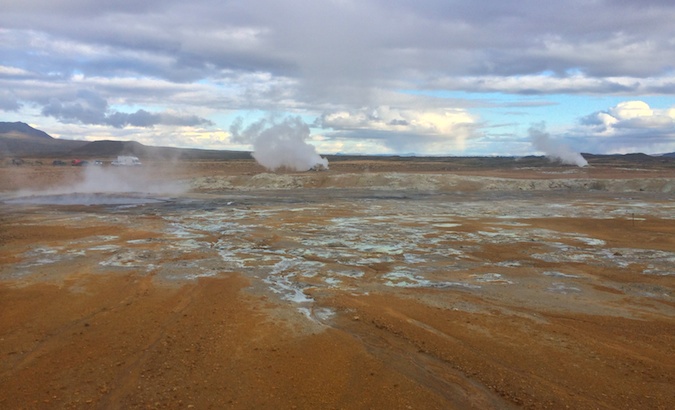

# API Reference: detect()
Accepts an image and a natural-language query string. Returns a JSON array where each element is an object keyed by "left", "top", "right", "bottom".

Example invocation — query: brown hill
[
  {"left": 2, "top": 121, "right": 673, "bottom": 165},
  {"left": 69, "top": 140, "right": 148, "bottom": 157},
  {"left": 0, "top": 122, "right": 88, "bottom": 156},
  {"left": 0, "top": 122, "right": 251, "bottom": 160},
  {"left": 70, "top": 140, "right": 251, "bottom": 160},
  {"left": 0, "top": 121, "right": 55, "bottom": 140}
]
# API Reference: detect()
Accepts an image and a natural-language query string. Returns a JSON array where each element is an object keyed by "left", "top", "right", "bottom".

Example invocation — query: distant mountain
[
  {"left": 70, "top": 139, "right": 251, "bottom": 160},
  {"left": 0, "top": 121, "right": 54, "bottom": 140},
  {"left": 0, "top": 122, "right": 87, "bottom": 156},
  {"left": 2, "top": 121, "right": 673, "bottom": 164},
  {"left": 0, "top": 122, "right": 251, "bottom": 160},
  {"left": 576, "top": 152, "right": 675, "bottom": 170},
  {"left": 69, "top": 140, "right": 148, "bottom": 157}
]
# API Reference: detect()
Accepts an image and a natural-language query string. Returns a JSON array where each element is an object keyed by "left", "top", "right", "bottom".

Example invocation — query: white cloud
[
  {"left": 0, "top": 65, "right": 31, "bottom": 77},
  {"left": 572, "top": 100, "right": 675, "bottom": 153},
  {"left": 318, "top": 106, "right": 475, "bottom": 133},
  {"left": 609, "top": 101, "right": 654, "bottom": 120},
  {"left": 2, "top": 1, "right": 675, "bottom": 155},
  {"left": 582, "top": 100, "right": 675, "bottom": 133},
  {"left": 316, "top": 106, "right": 480, "bottom": 154},
  {"left": 428, "top": 74, "right": 675, "bottom": 95}
]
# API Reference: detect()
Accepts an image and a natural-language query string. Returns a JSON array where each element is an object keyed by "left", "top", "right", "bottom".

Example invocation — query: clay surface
[{"left": 1, "top": 159, "right": 674, "bottom": 409}]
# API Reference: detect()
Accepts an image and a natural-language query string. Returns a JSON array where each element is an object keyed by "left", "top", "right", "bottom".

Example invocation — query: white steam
[
  {"left": 230, "top": 116, "right": 328, "bottom": 172},
  {"left": 69, "top": 166, "right": 187, "bottom": 194},
  {"left": 529, "top": 124, "right": 588, "bottom": 167},
  {"left": 16, "top": 166, "right": 187, "bottom": 199}
]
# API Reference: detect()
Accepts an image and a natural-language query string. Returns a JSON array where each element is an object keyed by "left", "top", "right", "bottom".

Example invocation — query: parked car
[{"left": 52, "top": 160, "right": 67, "bottom": 166}]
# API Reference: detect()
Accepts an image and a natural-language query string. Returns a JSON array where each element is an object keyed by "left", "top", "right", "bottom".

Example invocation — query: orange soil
[{"left": 1, "top": 160, "right": 674, "bottom": 409}]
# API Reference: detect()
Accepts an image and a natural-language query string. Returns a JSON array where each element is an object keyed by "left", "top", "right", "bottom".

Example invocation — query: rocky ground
[{"left": 1, "top": 158, "right": 674, "bottom": 409}]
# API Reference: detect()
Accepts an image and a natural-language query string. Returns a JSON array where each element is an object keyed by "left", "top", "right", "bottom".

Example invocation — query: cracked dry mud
[{"left": 1, "top": 160, "right": 674, "bottom": 409}]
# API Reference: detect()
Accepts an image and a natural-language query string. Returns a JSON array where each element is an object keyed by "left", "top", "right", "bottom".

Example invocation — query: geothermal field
[{"left": 1, "top": 157, "right": 674, "bottom": 409}]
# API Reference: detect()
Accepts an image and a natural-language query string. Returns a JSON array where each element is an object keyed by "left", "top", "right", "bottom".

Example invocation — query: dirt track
[{"left": 1, "top": 159, "right": 674, "bottom": 409}]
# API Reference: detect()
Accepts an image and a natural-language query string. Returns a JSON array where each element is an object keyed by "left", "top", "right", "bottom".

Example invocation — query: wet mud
[{"left": 1, "top": 162, "right": 674, "bottom": 409}]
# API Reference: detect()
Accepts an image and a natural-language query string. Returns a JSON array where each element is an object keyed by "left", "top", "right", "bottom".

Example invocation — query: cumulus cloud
[
  {"left": 317, "top": 106, "right": 474, "bottom": 134},
  {"left": 580, "top": 101, "right": 675, "bottom": 133},
  {"left": 41, "top": 90, "right": 213, "bottom": 128},
  {"left": 609, "top": 101, "right": 654, "bottom": 120},
  {"left": 41, "top": 90, "right": 108, "bottom": 124},
  {"left": 0, "top": 90, "right": 22, "bottom": 111},
  {"left": 315, "top": 106, "right": 480, "bottom": 154},
  {"left": 572, "top": 101, "right": 675, "bottom": 153}
]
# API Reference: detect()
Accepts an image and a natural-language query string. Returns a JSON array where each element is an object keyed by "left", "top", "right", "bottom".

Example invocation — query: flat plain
[{"left": 1, "top": 157, "right": 674, "bottom": 409}]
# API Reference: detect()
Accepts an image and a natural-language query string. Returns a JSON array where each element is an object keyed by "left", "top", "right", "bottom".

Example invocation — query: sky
[{"left": 1, "top": 0, "right": 675, "bottom": 156}]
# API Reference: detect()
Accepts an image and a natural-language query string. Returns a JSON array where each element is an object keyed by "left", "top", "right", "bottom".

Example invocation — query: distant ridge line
[
  {"left": 0, "top": 121, "right": 54, "bottom": 140},
  {"left": 1, "top": 121, "right": 674, "bottom": 160},
  {"left": 0, "top": 122, "right": 251, "bottom": 159}
]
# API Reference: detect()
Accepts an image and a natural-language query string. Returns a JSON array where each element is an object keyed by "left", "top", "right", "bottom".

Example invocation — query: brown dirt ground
[
  {"left": 1, "top": 159, "right": 674, "bottom": 409},
  {"left": 1, "top": 156, "right": 674, "bottom": 192}
]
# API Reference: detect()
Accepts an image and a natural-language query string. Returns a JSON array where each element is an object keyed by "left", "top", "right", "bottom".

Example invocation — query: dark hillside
[
  {"left": 1, "top": 122, "right": 672, "bottom": 165},
  {"left": 0, "top": 122, "right": 54, "bottom": 140},
  {"left": 0, "top": 122, "right": 87, "bottom": 156}
]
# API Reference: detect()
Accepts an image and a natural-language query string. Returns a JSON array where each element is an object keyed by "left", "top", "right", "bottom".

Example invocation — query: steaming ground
[
  {"left": 530, "top": 124, "right": 588, "bottom": 167},
  {"left": 230, "top": 116, "right": 329, "bottom": 172},
  {"left": 0, "top": 159, "right": 674, "bottom": 409},
  {"left": 3, "top": 165, "right": 188, "bottom": 205}
]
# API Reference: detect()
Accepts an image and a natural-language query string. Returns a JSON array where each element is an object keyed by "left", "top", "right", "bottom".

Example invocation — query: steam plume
[
  {"left": 15, "top": 165, "right": 186, "bottom": 199},
  {"left": 230, "top": 116, "right": 328, "bottom": 171},
  {"left": 529, "top": 123, "right": 588, "bottom": 167}
]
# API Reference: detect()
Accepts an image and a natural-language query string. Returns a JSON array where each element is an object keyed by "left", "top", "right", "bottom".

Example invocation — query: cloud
[
  {"left": 2, "top": 1, "right": 675, "bottom": 155},
  {"left": 572, "top": 101, "right": 675, "bottom": 153},
  {"left": 426, "top": 73, "right": 675, "bottom": 95},
  {"left": 41, "top": 90, "right": 108, "bottom": 125},
  {"left": 41, "top": 90, "right": 213, "bottom": 128},
  {"left": 0, "top": 90, "right": 22, "bottom": 111},
  {"left": 4, "top": 1, "right": 675, "bottom": 92},
  {"left": 0, "top": 65, "right": 32, "bottom": 78},
  {"left": 315, "top": 105, "right": 480, "bottom": 154},
  {"left": 580, "top": 101, "right": 675, "bottom": 132}
]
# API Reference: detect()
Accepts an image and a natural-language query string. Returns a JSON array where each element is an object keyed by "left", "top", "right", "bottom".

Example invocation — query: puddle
[
  {"left": 472, "top": 273, "right": 513, "bottom": 284},
  {"left": 542, "top": 271, "right": 580, "bottom": 278},
  {"left": 383, "top": 270, "right": 480, "bottom": 290},
  {"left": 548, "top": 283, "right": 582, "bottom": 294},
  {"left": 3, "top": 193, "right": 169, "bottom": 206}
]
